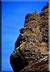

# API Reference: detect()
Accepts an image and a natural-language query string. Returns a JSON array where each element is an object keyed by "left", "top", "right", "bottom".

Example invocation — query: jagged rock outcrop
[{"left": 10, "top": 2, "right": 49, "bottom": 72}]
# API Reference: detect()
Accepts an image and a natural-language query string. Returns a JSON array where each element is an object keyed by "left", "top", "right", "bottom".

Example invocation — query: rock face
[{"left": 10, "top": 2, "right": 49, "bottom": 72}]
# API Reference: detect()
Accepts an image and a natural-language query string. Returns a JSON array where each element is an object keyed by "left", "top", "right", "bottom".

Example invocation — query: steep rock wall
[{"left": 10, "top": 2, "right": 49, "bottom": 72}]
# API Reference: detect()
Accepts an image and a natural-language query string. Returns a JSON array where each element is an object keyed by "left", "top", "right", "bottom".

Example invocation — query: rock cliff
[{"left": 10, "top": 2, "right": 49, "bottom": 72}]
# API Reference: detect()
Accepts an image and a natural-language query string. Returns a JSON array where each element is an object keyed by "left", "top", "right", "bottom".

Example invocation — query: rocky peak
[
  {"left": 41, "top": 2, "right": 49, "bottom": 11},
  {"left": 10, "top": 2, "right": 49, "bottom": 72}
]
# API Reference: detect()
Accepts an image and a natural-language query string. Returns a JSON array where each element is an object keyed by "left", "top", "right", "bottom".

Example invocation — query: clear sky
[{"left": 2, "top": 1, "right": 48, "bottom": 71}]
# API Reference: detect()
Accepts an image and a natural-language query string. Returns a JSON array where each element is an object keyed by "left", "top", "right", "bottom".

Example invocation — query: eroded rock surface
[{"left": 10, "top": 2, "right": 49, "bottom": 72}]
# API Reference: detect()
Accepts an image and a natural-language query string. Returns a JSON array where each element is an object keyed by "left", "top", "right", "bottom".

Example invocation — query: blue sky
[{"left": 2, "top": 1, "right": 48, "bottom": 71}]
